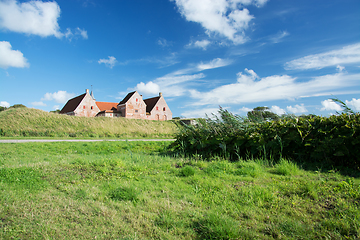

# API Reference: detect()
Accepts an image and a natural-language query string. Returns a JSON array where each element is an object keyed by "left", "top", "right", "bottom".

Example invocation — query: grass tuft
[
  {"left": 109, "top": 186, "right": 138, "bottom": 201},
  {"left": 193, "top": 212, "right": 240, "bottom": 239},
  {"left": 179, "top": 165, "right": 195, "bottom": 177},
  {"left": 272, "top": 158, "right": 301, "bottom": 176}
]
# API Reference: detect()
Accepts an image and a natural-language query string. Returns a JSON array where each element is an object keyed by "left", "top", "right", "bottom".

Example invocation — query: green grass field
[
  {"left": 1, "top": 141, "right": 359, "bottom": 239},
  {"left": 0, "top": 107, "right": 177, "bottom": 138}
]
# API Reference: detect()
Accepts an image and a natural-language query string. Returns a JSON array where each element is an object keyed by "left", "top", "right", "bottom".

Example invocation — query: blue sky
[{"left": 0, "top": 0, "right": 359, "bottom": 118}]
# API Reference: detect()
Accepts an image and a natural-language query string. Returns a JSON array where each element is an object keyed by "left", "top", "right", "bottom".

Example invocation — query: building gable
[
  {"left": 60, "top": 93, "right": 86, "bottom": 114},
  {"left": 119, "top": 91, "right": 136, "bottom": 105},
  {"left": 144, "top": 96, "right": 160, "bottom": 113},
  {"left": 117, "top": 91, "right": 146, "bottom": 119}
]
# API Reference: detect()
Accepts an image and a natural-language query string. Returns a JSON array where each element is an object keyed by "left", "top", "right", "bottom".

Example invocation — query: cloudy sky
[{"left": 0, "top": 0, "right": 359, "bottom": 117}]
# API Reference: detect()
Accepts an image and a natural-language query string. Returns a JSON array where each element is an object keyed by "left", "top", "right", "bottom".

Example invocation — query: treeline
[
  {"left": 0, "top": 104, "right": 26, "bottom": 112},
  {"left": 170, "top": 107, "right": 360, "bottom": 168}
]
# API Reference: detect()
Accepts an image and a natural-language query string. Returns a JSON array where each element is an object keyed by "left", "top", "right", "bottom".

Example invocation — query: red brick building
[{"left": 60, "top": 89, "right": 172, "bottom": 121}]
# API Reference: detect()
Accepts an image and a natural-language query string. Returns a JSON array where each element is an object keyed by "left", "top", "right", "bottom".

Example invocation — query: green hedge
[{"left": 171, "top": 108, "right": 360, "bottom": 168}]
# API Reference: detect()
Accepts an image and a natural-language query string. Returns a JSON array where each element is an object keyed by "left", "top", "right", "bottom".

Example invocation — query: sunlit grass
[
  {"left": 0, "top": 141, "right": 359, "bottom": 239},
  {"left": 0, "top": 107, "right": 177, "bottom": 138}
]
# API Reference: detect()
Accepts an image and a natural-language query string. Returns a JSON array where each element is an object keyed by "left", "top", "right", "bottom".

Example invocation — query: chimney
[
  {"left": 86, "top": 89, "right": 89, "bottom": 94},
  {"left": 159, "top": 92, "right": 162, "bottom": 97}
]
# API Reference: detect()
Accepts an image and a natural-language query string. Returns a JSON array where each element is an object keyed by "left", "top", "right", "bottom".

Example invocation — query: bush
[{"left": 170, "top": 108, "right": 360, "bottom": 168}]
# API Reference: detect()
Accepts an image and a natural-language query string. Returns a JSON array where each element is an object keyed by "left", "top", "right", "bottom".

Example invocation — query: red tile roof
[
  {"left": 60, "top": 93, "right": 86, "bottom": 114},
  {"left": 96, "top": 102, "right": 118, "bottom": 111}
]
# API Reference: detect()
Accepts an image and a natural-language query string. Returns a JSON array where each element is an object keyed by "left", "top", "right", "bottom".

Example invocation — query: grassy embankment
[
  {"left": 0, "top": 107, "right": 177, "bottom": 138},
  {"left": 1, "top": 141, "right": 359, "bottom": 239}
]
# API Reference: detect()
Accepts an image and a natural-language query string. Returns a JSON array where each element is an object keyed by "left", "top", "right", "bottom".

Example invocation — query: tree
[
  {"left": 0, "top": 106, "right": 6, "bottom": 112},
  {"left": 247, "top": 106, "right": 279, "bottom": 122},
  {"left": 9, "top": 104, "right": 27, "bottom": 109}
]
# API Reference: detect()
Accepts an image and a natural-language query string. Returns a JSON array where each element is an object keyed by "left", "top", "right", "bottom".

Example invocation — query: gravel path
[{"left": 0, "top": 139, "right": 175, "bottom": 143}]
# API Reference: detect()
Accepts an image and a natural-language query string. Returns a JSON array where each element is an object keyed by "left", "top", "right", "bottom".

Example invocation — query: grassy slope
[
  {"left": 0, "top": 141, "right": 359, "bottom": 239},
  {"left": 0, "top": 107, "right": 177, "bottom": 138}
]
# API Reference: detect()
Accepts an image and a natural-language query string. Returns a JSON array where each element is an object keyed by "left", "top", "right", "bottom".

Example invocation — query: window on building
[
  {"left": 91, "top": 106, "right": 93, "bottom": 110},
  {"left": 83, "top": 106, "right": 85, "bottom": 109},
  {"left": 135, "top": 109, "right": 138, "bottom": 113},
  {"left": 163, "top": 107, "right": 166, "bottom": 111},
  {"left": 156, "top": 106, "right": 158, "bottom": 111},
  {"left": 136, "top": 98, "right": 138, "bottom": 102}
]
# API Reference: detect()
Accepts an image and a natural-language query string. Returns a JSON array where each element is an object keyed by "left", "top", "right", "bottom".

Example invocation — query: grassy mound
[{"left": 0, "top": 107, "right": 177, "bottom": 138}]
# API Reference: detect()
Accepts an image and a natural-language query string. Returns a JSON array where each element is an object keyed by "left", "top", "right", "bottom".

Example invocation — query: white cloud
[
  {"left": 189, "top": 69, "right": 360, "bottom": 106},
  {"left": 65, "top": 27, "right": 88, "bottom": 41},
  {"left": 0, "top": 0, "right": 88, "bottom": 40},
  {"left": 186, "top": 39, "right": 211, "bottom": 50},
  {"left": 76, "top": 27, "right": 88, "bottom": 39},
  {"left": 144, "top": 57, "right": 232, "bottom": 97},
  {"left": 41, "top": 91, "right": 75, "bottom": 104},
  {"left": 0, "top": 0, "right": 62, "bottom": 37},
  {"left": 135, "top": 81, "right": 160, "bottom": 95},
  {"left": 286, "top": 104, "right": 308, "bottom": 114},
  {"left": 345, "top": 98, "right": 360, "bottom": 111},
  {"left": 285, "top": 43, "right": 360, "bottom": 70},
  {"left": 53, "top": 105, "right": 60, "bottom": 110},
  {"left": 238, "top": 106, "right": 252, "bottom": 112},
  {"left": 138, "top": 53, "right": 179, "bottom": 68},
  {"left": 173, "top": 0, "right": 267, "bottom": 44},
  {"left": 321, "top": 99, "right": 342, "bottom": 111},
  {"left": 31, "top": 101, "right": 46, "bottom": 106},
  {"left": 0, "top": 101, "right": 10, "bottom": 108},
  {"left": 158, "top": 38, "right": 172, "bottom": 47},
  {"left": 197, "top": 58, "right": 232, "bottom": 71},
  {"left": 270, "top": 105, "right": 285, "bottom": 115},
  {"left": 269, "top": 30, "right": 289, "bottom": 43},
  {"left": 336, "top": 65, "right": 345, "bottom": 72},
  {"left": 155, "top": 73, "right": 206, "bottom": 97},
  {"left": 0, "top": 41, "right": 29, "bottom": 69},
  {"left": 181, "top": 107, "right": 220, "bottom": 118},
  {"left": 98, "top": 56, "right": 117, "bottom": 69}
]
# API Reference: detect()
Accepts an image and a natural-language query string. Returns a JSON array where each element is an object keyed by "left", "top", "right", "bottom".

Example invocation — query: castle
[{"left": 60, "top": 89, "right": 172, "bottom": 121}]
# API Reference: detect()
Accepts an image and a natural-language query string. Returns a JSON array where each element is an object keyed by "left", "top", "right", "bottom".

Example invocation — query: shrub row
[{"left": 170, "top": 108, "right": 360, "bottom": 168}]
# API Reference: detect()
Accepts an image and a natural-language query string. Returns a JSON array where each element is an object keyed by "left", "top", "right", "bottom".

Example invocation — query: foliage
[
  {"left": 50, "top": 109, "right": 61, "bottom": 114},
  {"left": 170, "top": 107, "right": 360, "bottom": 168},
  {"left": 247, "top": 106, "right": 280, "bottom": 122},
  {"left": 0, "top": 141, "right": 359, "bottom": 239},
  {"left": 331, "top": 97, "right": 357, "bottom": 115},
  {"left": 9, "top": 104, "right": 27, "bottom": 109}
]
